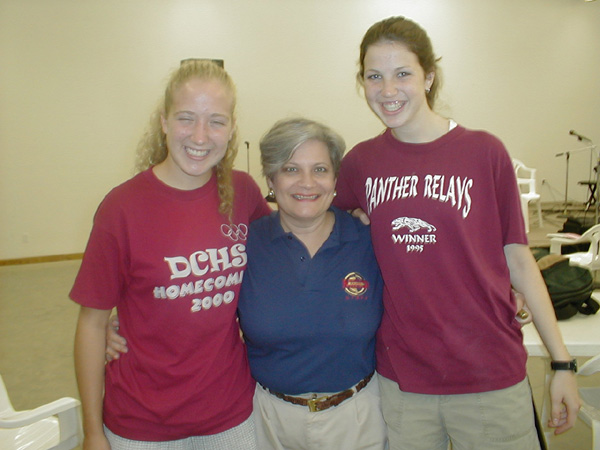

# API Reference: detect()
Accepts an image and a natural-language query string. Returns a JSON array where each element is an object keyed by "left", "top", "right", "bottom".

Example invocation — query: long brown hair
[{"left": 357, "top": 16, "right": 442, "bottom": 109}]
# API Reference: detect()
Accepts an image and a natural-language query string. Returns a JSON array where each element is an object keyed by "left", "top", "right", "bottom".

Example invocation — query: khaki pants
[
  {"left": 378, "top": 374, "right": 541, "bottom": 450},
  {"left": 253, "top": 375, "right": 388, "bottom": 450}
]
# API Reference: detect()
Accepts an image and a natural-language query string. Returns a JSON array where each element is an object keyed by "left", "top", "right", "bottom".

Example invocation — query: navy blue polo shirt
[{"left": 238, "top": 206, "right": 383, "bottom": 395}]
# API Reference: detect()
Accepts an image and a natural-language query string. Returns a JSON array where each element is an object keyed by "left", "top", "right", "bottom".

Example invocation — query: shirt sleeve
[
  {"left": 69, "top": 198, "right": 127, "bottom": 310},
  {"left": 334, "top": 148, "right": 363, "bottom": 211},
  {"left": 492, "top": 139, "right": 529, "bottom": 246},
  {"left": 235, "top": 172, "right": 272, "bottom": 222}
]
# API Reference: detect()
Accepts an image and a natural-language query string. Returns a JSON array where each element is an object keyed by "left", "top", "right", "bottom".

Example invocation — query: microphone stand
[
  {"left": 555, "top": 150, "right": 571, "bottom": 215},
  {"left": 555, "top": 144, "right": 596, "bottom": 216},
  {"left": 244, "top": 141, "right": 250, "bottom": 174},
  {"left": 592, "top": 142, "right": 599, "bottom": 224}
]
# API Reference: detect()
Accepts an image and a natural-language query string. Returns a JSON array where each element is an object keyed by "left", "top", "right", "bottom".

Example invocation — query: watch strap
[{"left": 550, "top": 359, "right": 577, "bottom": 372}]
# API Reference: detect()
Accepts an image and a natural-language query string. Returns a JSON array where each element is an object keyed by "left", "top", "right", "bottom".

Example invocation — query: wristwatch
[{"left": 550, "top": 359, "right": 578, "bottom": 373}]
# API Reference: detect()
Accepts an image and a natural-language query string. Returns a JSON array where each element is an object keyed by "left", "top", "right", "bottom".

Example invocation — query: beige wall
[{"left": 1, "top": 0, "right": 599, "bottom": 260}]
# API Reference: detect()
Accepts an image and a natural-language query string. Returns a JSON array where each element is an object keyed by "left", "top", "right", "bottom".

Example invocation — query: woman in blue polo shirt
[{"left": 238, "top": 117, "right": 386, "bottom": 449}]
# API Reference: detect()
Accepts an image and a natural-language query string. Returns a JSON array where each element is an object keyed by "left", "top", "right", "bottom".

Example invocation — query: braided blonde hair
[{"left": 135, "top": 60, "right": 239, "bottom": 218}]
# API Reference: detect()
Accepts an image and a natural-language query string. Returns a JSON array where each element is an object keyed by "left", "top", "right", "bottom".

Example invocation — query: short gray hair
[{"left": 260, "top": 117, "right": 346, "bottom": 180}]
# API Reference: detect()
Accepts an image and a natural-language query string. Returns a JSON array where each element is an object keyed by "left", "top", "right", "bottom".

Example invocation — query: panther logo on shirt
[{"left": 391, "top": 217, "right": 437, "bottom": 233}]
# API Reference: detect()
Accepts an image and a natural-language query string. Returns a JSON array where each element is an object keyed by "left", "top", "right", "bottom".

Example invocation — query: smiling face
[
  {"left": 157, "top": 77, "right": 234, "bottom": 190},
  {"left": 268, "top": 139, "right": 336, "bottom": 229},
  {"left": 363, "top": 40, "right": 434, "bottom": 137}
]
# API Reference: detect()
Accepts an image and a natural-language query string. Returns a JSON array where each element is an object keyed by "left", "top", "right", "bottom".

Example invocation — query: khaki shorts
[{"left": 378, "top": 374, "right": 541, "bottom": 450}]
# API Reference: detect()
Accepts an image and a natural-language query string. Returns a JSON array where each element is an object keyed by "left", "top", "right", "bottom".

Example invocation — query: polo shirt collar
[{"left": 265, "top": 206, "right": 360, "bottom": 246}]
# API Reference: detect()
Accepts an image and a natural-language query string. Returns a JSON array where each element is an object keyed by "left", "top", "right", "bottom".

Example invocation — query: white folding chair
[
  {"left": 513, "top": 158, "right": 543, "bottom": 233},
  {"left": 0, "top": 374, "right": 82, "bottom": 450}
]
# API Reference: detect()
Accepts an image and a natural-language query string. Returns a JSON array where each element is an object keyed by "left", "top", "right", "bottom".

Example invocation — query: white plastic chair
[
  {"left": 578, "top": 354, "right": 600, "bottom": 450},
  {"left": 513, "top": 158, "right": 543, "bottom": 233},
  {"left": 548, "top": 224, "right": 600, "bottom": 255},
  {"left": 548, "top": 224, "right": 600, "bottom": 272},
  {"left": 0, "top": 374, "right": 82, "bottom": 450}
]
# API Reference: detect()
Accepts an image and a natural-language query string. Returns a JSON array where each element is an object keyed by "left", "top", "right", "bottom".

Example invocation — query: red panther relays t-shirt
[{"left": 334, "top": 126, "right": 529, "bottom": 395}]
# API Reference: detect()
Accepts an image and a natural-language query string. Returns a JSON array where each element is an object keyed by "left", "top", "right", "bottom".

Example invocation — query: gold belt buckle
[{"left": 307, "top": 395, "right": 328, "bottom": 412}]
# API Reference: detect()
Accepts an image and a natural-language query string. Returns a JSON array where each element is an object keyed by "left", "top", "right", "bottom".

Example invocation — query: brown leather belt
[{"left": 264, "top": 371, "right": 374, "bottom": 412}]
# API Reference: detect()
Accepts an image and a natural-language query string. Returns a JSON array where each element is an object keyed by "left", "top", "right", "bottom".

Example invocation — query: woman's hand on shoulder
[{"left": 351, "top": 208, "right": 370, "bottom": 225}]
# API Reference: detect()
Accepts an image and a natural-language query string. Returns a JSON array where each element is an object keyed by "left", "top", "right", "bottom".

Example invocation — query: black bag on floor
[{"left": 537, "top": 254, "right": 599, "bottom": 320}]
